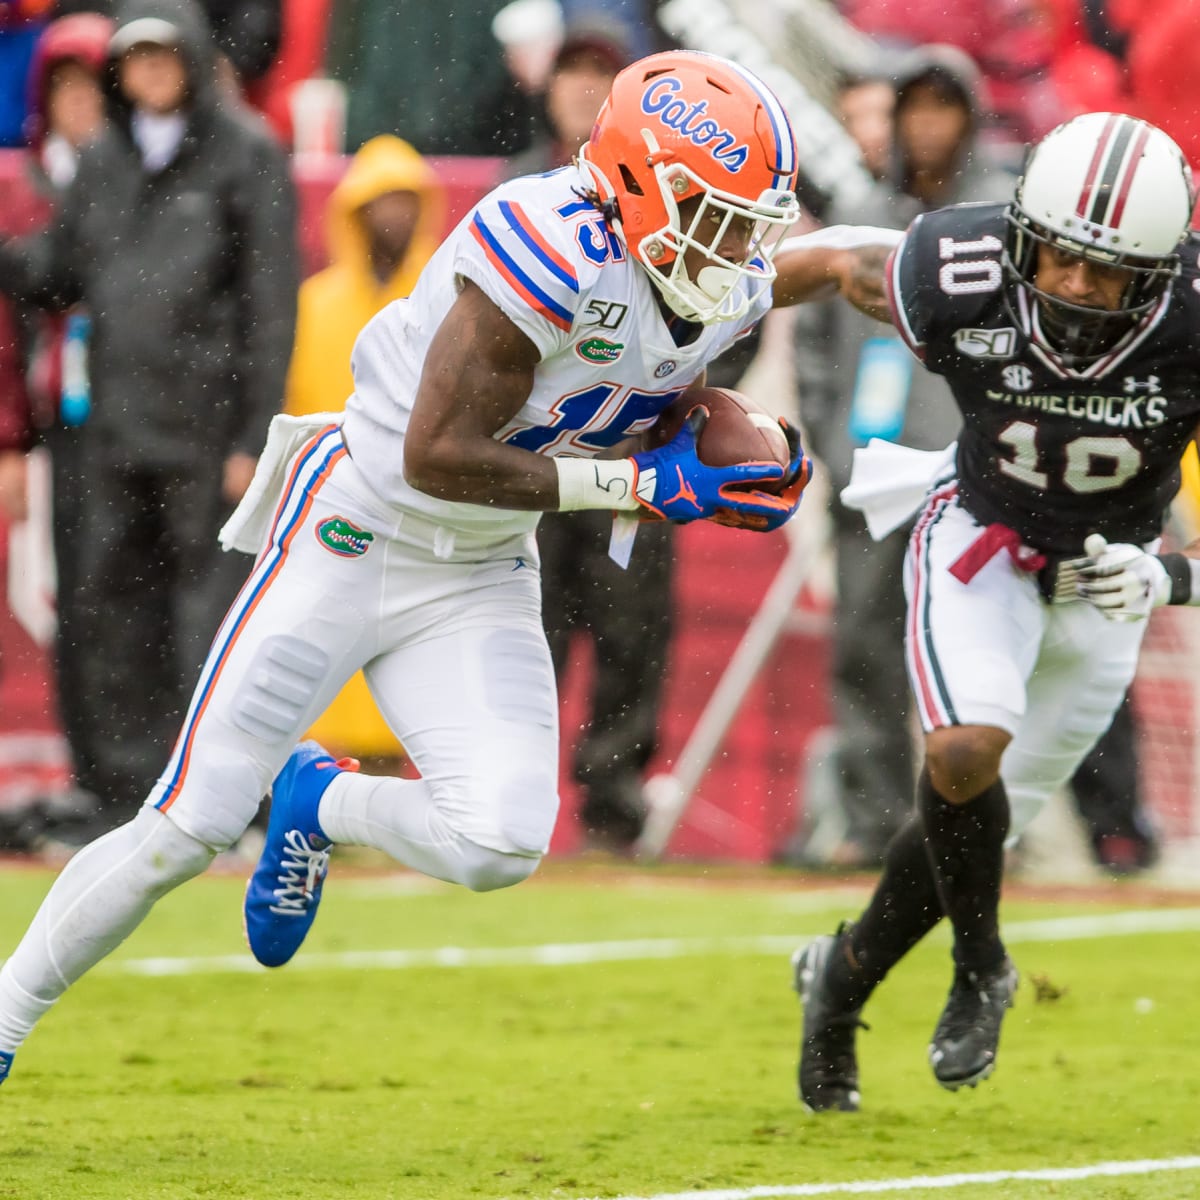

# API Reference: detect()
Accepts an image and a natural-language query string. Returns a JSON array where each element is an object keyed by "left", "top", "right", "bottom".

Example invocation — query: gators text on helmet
[{"left": 578, "top": 50, "right": 801, "bottom": 325}]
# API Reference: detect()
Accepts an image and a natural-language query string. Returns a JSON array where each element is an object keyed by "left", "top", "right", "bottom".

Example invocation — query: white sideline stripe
[
  {"left": 577, "top": 1156, "right": 1200, "bottom": 1200},
  {"left": 1004, "top": 908, "right": 1200, "bottom": 941},
  {"left": 85, "top": 906, "right": 1200, "bottom": 977}
]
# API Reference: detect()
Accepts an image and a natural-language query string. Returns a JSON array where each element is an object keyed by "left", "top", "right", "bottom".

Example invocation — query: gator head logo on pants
[{"left": 316, "top": 515, "right": 375, "bottom": 557}]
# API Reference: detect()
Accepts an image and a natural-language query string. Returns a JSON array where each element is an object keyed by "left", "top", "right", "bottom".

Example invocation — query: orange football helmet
[{"left": 577, "top": 50, "right": 800, "bottom": 324}]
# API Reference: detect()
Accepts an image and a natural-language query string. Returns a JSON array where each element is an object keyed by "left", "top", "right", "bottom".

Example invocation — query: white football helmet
[{"left": 1004, "top": 112, "right": 1194, "bottom": 364}]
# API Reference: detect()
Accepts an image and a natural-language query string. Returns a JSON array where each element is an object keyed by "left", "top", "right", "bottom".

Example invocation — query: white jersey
[{"left": 341, "top": 165, "right": 770, "bottom": 539}]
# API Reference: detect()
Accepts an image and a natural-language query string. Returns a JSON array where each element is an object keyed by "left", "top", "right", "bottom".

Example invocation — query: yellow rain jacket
[
  {"left": 1178, "top": 443, "right": 1200, "bottom": 542},
  {"left": 286, "top": 134, "right": 444, "bottom": 416},
  {"left": 285, "top": 135, "right": 444, "bottom": 757}
]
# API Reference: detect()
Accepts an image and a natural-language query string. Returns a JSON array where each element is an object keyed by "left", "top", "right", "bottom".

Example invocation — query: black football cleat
[
  {"left": 792, "top": 929, "right": 867, "bottom": 1112},
  {"left": 928, "top": 957, "right": 1018, "bottom": 1090}
]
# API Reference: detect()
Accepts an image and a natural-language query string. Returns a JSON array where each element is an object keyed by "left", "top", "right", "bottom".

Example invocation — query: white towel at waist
[
  {"left": 840, "top": 438, "right": 957, "bottom": 541},
  {"left": 219, "top": 412, "right": 345, "bottom": 555}
]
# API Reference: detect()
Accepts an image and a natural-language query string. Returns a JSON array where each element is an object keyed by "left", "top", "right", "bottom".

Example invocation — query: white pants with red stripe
[
  {"left": 146, "top": 426, "right": 560, "bottom": 856},
  {"left": 904, "top": 486, "right": 1147, "bottom": 836}
]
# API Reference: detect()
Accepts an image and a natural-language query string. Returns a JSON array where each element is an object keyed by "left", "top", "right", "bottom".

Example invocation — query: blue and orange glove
[
  {"left": 710, "top": 417, "right": 812, "bottom": 532},
  {"left": 629, "top": 407, "right": 793, "bottom": 524}
]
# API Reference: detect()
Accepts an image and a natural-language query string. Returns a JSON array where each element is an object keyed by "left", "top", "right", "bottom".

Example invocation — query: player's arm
[
  {"left": 403, "top": 279, "right": 554, "bottom": 509},
  {"left": 403, "top": 283, "right": 791, "bottom": 524},
  {"left": 771, "top": 225, "right": 902, "bottom": 320}
]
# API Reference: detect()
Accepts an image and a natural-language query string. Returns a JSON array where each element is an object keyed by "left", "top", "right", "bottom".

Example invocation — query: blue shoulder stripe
[
  {"left": 470, "top": 214, "right": 575, "bottom": 331},
  {"left": 497, "top": 200, "right": 580, "bottom": 293}
]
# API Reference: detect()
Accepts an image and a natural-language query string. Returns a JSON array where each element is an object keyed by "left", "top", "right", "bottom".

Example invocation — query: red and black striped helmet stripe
[{"left": 1074, "top": 113, "right": 1153, "bottom": 228}]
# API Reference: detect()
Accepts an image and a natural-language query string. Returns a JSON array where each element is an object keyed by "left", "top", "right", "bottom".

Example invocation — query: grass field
[{"left": 2, "top": 859, "right": 1200, "bottom": 1200}]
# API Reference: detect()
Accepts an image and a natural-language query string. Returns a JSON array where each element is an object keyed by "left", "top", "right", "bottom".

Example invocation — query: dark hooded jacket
[{"left": 0, "top": 0, "right": 298, "bottom": 465}]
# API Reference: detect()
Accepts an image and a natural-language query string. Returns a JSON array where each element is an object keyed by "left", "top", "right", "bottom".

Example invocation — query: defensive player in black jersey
[{"left": 787, "top": 111, "right": 1200, "bottom": 1111}]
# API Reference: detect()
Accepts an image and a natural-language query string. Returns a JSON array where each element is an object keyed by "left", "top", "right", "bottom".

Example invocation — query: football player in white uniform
[
  {"left": 0, "top": 50, "right": 883, "bottom": 1086},
  {"left": 793, "top": 112, "right": 1200, "bottom": 1112}
]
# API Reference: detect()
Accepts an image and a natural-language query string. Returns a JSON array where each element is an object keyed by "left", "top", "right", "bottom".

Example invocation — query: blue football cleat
[
  {"left": 243, "top": 741, "right": 358, "bottom": 968},
  {"left": 0, "top": 1049, "right": 13, "bottom": 1086}
]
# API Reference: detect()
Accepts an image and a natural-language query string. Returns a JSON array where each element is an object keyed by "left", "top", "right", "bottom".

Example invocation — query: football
[{"left": 647, "top": 387, "right": 791, "bottom": 493}]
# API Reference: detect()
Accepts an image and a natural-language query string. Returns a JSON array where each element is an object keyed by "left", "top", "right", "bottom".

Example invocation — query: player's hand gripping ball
[{"left": 644, "top": 387, "right": 811, "bottom": 530}]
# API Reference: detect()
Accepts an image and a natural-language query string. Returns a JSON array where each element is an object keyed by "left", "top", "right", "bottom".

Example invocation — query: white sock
[
  {"left": 318, "top": 773, "right": 539, "bottom": 892},
  {"left": 0, "top": 808, "right": 216, "bottom": 1054}
]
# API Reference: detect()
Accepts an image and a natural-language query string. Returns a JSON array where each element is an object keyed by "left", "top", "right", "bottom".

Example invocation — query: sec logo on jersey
[{"left": 1001, "top": 364, "right": 1034, "bottom": 391}]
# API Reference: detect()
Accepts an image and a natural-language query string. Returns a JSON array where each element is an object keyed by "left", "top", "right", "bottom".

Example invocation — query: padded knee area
[
  {"left": 492, "top": 771, "right": 560, "bottom": 856},
  {"left": 456, "top": 839, "right": 541, "bottom": 893},
  {"left": 232, "top": 634, "right": 331, "bottom": 741}
]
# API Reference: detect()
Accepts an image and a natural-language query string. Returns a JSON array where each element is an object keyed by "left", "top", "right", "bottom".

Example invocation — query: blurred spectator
[
  {"left": 246, "top": 0, "right": 332, "bottom": 146},
  {"left": 52, "top": 0, "right": 281, "bottom": 90},
  {"left": 0, "top": 304, "right": 33, "bottom": 484},
  {"left": 1118, "top": 1, "right": 1200, "bottom": 173},
  {"left": 505, "top": 11, "right": 631, "bottom": 178},
  {"left": 194, "top": 0, "right": 279, "bottom": 85},
  {"left": 284, "top": 133, "right": 444, "bottom": 768},
  {"left": 0, "top": 11, "right": 112, "bottom": 852},
  {"left": 831, "top": 69, "right": 894, "bottom": 182},
  {"left": 1037, "top": 0, "right": 1129, "bottom": 118},
  {"left": 836, "top": 0, "right": 1066, "bottom": 147},
  {"left": 23, "top": 12, "right": 111, "bottom": 190},
  {"left": 560, "top": 0, "right": 661, "bottom": 57},
  {"left": 0, "top": 0, "right": 53, "bottom": 147},
  {"left": 784, "top": 46, "right": 1012, "bottom": 870},
  {"left": 492, "top": 0, "right": 667, "bottom": 96},
  {"left": 0, "top": 0, "right": 298, "bottom": 836},
  {"left": 493, "top": 0, "right": 566, "bottom": 98},
  {"left": 1040, "top": 0, "right": 1200, "bottom": 180},
  {"left": 323, "top": 0, "right": 536, "bottom": 157},
  {"left": 1180, "top": 446, "right": 1200, "bottom": 538}
]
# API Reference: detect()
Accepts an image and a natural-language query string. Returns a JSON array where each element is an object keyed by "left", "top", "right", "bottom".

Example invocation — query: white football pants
[
  {"left": 148, "top": 425, "right": 561, "bottom": 860},
  {"left": 905, "top": 485, "right": 1148, "bottom": 836},
  {"left": 0, "top": 428, "right": 562, "bottom": 1055}
]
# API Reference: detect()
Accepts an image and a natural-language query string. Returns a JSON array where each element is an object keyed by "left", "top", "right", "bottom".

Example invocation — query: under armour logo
[
  {"left": 665, "top": 466, "right": 701, "bottom": 511},
  {"left": 1123, "top": 375, "right": 1161, "bottom": 394}
]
